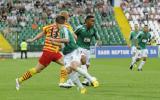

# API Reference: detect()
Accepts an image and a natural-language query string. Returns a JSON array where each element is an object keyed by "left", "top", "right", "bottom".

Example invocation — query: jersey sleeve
[
  {"left": 42, "top": 24, "right": 53, "bottom": 34},
  {"left": 136, "top": 31, "right": 142, "bottom": 39},
  {"left": 148, "top": 33, "right": 152, "bottom": 42},
  {"left": 74, "top": 25, "right": 83, "bottom": 35},
  {"left": 62, "top": 27, "right": 69, "bottom": 40},
  {"left": 129, "top": 31, "right": 133, "bottom": 40},
  {"left": 93, "top": 28, "right": 100, "bottom": 40}
]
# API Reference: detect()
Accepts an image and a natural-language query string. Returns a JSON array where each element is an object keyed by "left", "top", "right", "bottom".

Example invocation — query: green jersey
[
  {"left": 129, "top": 31, "right": 138, "bottom": 47},
  {"left": 136, "top": 31, "right": 151, "bottom": 50},
  {"left": 60, "top": 26, "right": 78, "bottom": 55},
  {"left": 75, "top": 25, "right": 100, "bottom": 50}
]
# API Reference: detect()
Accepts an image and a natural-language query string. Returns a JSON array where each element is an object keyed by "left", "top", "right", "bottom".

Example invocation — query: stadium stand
[
  {"left": 0, "top": 0, "right": 127, "bottom": 51},
  {"left": 121, "top": 0, "right": 160, "bottom": 44}
]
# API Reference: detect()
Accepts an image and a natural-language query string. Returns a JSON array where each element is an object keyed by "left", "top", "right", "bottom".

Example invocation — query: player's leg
[
  {"left": 81, "top": 55, "right": 87, "bottom": 72},
  {"left": 53, "top": 52, "right": 75, "bottom": 88},
  {"left": 16, "top": 62, "right": 45, "bottom": 90},
  {"left": 68, "top": 71, "right": 86, "bottom": 94},
  {"left": 55, "top": 56, "right": 71, "bottom": 87},
  {"left": 81, "top": 50, "right": 91, "bottom": 86},
  {"left": 138, "top": 57, "right": 146, "bottom": 71},
  {"left": 70, "top": 49, "right": 99, "bottom": 88},
  {"left": 61, "top": 49, "right": 99, "bottom": 90},
  {"left": 80, "top": 48, "right": 88, "bottom": 72},
  {"left": 67, "top": 61, "right": 87, "bottom": 94},
  {"left": 18, "top": 62, "right": 45, "bottom": 82},
  {"left": 62, "top": 53, "right": 86, "bottom": 93},
  {"left": 130, "top": 52, "right": 136, "bottom": 70},
  {"left": 21, "top": 50, "right": 23, "bottom": 59},
  {"left": 25, "top": 50, "right": 27, "bottom": 59},
  {"left": 130, "top": 48, "right": 141, "bottom": 70},
  {"left": 52, "top": 52, "right": 69, "bottom": 87},
  {"left": 16, "top": 51, "right": 52, "bottom": 90},
  {"left": 130, "top": 46, "right": 138, "bottom": 70},
  {"left": 71, "top": 60, "right": 99, "bottom": 88},
  {"left": 138, "top": 49, "right": 148, "bottom": 71}
]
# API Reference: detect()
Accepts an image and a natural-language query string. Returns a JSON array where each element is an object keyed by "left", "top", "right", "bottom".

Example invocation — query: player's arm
[
  {"left": 94, "top": 28, "right": 101, "bottom": 46},
  {"left": 73, "top": 33, "right": 77, "bottom": 40},
  {"left": 135, "top": 32, "right": 141, "bottom": 49},
  {"left": 147, "top": 33, "right": 152, "bottom": 45},
  {"left": 128, "top": 31, "right": 133, "bottom": 47},
  {"left": 27, "top": 32, "right": 45, "bottom": 42},
  {"left": 74, "top": 25, "right": 83, "bottom": 37},
  {"left": 69, "top": 24, "right": 77, "bottom": 40},
  {"left": 51, "top": 38, "right": 69, "bottom": 43}
]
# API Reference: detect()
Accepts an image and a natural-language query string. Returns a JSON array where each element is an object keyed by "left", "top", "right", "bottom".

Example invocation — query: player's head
[
  {"left": 60, "top": 11, "right": 69, "bottom": 21},
  {"left": 143, "top": 25, "right": 149, "bottom": 33},
  {"left": 55, "top": 15, "right": 65, "bottom": 28},
  {"left": 134, "top": 24, "right": 139, "bottom": 31},
  {"left": 85, "top": 15, "right": 95, "bottom": 28}
]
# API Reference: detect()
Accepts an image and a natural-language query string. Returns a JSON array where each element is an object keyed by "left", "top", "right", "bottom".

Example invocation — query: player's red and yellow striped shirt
[{"left": 42, "top": 24, "right": 60, "bottom": 53}]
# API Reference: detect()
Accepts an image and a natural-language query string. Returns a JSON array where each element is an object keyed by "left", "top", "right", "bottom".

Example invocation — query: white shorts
[
  {"left": 135, "top": 50, "right": 141, "bottom": 59},
  {"left": 64, "top": 49, "right": 81, "bottom": 68},
  {"left": 78, "top": 47, "right": 90, "bottom": 65},
  {"left": 139, "top": 49, "right": 148, "bottom": 58},
  {"left": 131, "top": 46, "right": 137, "bottom": 55}
]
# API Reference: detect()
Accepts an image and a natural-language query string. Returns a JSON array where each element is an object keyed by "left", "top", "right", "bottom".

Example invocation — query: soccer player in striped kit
[{"left": 16, "top": 16, "right": 66, "bottom": 90}]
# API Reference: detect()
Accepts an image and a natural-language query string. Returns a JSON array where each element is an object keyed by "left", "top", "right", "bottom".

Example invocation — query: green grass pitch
[{"left": 0, "top": 58, "right": 160, "bottom": 100}]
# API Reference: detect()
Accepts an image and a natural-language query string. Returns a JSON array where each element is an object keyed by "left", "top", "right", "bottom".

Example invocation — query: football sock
[
  {"left": 59, "top": 66, "right": 68, "bottom": 83},
  {"left": 138, "top": 61, "right": 145, "bottom": 70},
  {"left": 76, "top": 67, "right": 93, "bottom": 82},
  {"left": 81, "top": 65, "right": 88, "bottom": 72},
  {"left": 131, "top": 56, "right": 136, "bottom": 66},
  {"left": 81, "top": 65, "right": 90, "bottom": 81},
  {"left": 69, "top": 72, "right": 83, "bottom": 89},
  {"left": 18, "top": 68, "right": 37, "bottom": 83}
]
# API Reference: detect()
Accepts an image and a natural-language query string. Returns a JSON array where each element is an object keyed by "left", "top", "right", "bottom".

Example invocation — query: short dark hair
[
  {"left": 55, "top": 15, "right": 65, "bottom": 24},
  {"left": 85, "top": 15, "right": 94, "bottom": 22}
]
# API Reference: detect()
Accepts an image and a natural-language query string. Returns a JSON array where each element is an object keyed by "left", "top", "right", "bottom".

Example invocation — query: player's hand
[
  {"left": 26, "top": 39, "right": 34, "bottom": 43},
  {"left": 96, "top": 40, "right": 102, "bottom": 46}
]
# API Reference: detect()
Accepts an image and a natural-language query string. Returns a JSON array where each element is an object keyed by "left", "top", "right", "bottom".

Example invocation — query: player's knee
[
  {"left": 35, "top": 64, "right": 45, "bottom": 73},
  {"left": 143, "top": 58, "right": 147, "bottom": 61},
  {"left": 35, "top": 68, "right": 41, "bottom": 73},
  {"left": 66, "top": 67, "right": 72, "bottom": 74},
  {"left": 71, "top": 61, "right": 80, "bottom": 70},
  {"left": 136, "top": 58, "right": 140, "bottom": 62},
  {"left": 36, "top": 68, "right": 44, "bottom": 73},
  {"left": 81, "top": 55, "right": 86, "bottom": 65}
]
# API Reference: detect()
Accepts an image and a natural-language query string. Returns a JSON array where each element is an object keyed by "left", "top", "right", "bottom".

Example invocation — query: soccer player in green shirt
[
  {"left": 136, "top": 25, "right": 151, "bottom": 71},
  {"left": 74, "top": 15, "right": 101, "bottom": 86},
  {"left": 129, "top": 24, "right": 140, "bottom": 70},
  {"left": 50, "top": 16, "right": 99, "bottom": 93},
  {"left": 130, "top": 25, "right": 151, "bottom": 71}
]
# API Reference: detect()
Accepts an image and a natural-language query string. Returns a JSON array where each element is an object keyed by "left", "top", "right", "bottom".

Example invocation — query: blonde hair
[{"left": 60, "top": 11, "right": 69, "bottom": 20}]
